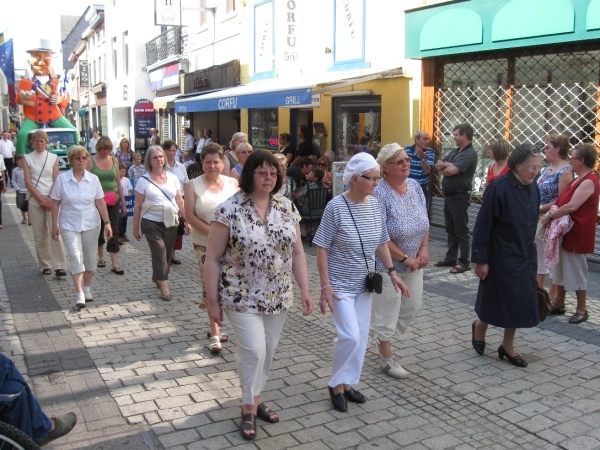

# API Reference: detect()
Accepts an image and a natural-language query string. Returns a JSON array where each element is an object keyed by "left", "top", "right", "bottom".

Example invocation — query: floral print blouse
[{"left": 211, "top": 191, "right": 301, "bottom": 314}]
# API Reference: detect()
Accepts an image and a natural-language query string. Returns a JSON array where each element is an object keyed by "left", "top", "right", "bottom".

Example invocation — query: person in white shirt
[
  {"left": 51, "top": 146, "right": 112, "bottom": 309},
  {"left": 11, "top": 155, "right": 29, "bottom": 224},
  {"left": 118, "top": 163, "right": 133, "bottom": 244},
  {"left": 0, "top": 130, "right": 15, "bottom": 185},
  {"left": 0, "top": 157, "right": 7, "bottom": 229},
  {"left": 88, "top": 130, "right": 99, "bottom": 155},
  {"left": 184, "top": 127, "right": 195, "bottom": 153}
]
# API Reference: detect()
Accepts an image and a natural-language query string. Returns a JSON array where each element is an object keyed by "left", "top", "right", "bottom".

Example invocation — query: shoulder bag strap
[
  {"left": 26, "top": 152, "right": 49, "bottom": 201},
  {"left": 142, "top": 175, "right": 177, "bottom": 209},
  {"left": 342, "top": 195, "right": 372, "bottom": 273}
]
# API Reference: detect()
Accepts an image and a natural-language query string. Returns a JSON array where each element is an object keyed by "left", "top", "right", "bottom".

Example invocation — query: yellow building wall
[{"left": 277, "top": 76, "right": 413, "bottom": 154}]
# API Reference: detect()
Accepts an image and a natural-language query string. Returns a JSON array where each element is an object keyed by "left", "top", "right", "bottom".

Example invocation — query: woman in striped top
[{"left": 313, "top": 153, "right": 409, "bottom": 413}]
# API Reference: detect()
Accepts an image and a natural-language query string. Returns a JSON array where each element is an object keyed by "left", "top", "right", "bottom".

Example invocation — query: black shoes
[
  {"left": 471, "top": 320, "right": 485, "bottom": 355},
  {"left": 39, "top": 412, "right": 77, "bottom": 447},
  {"left": 344, "top": 388, "right": 366, "bottom": 404},
  {"left": 498, "top": 345, "right": 527, "bottom": 368},
  {"left": 328, "top": 386, "right": 347, "bottom": 412}
]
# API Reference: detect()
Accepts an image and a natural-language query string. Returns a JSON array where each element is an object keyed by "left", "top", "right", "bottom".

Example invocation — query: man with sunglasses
[
  {"left": 405, "top": 130, "right": 435, "bottom": 208},
  {"left": 434, "top": 123, "right": 477, "bottom": 274}
]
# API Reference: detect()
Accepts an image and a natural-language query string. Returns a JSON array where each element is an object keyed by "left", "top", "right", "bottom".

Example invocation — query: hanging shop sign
[
  {"left": 254, "top": 0, "right": 274, "bottom": 74},
  {"left": 79, "top": 60, "right": 89, "bottom": 88},
  {"left": 334, "top": 0, "right": 365, "bottom": 63},
  {"left": 155, "top": 0, "right": 181, "bottom": 26},
  {"left": 133, "top": 99, "right": 156, "bottom": 137}
]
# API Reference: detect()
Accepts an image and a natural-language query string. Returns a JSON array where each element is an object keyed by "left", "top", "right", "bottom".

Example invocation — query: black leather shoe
[
  {"left": 328, "top": 386, "right": 347, "bottom": 412},
  {"left": 498, "top": 345, "right": 527, "bottom": 368},
  {"left": 344, "top": 387, "right": 366, "bottom": 404},
  {"left": 471, "top": 320, "right": 485, "bottom": 355}
]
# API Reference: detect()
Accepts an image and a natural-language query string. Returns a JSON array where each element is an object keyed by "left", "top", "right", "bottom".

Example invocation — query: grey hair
[
  {"left": 273, "top": 153, "right": 286, "bottom": 163},
  {"left": 507, "top": 143, "right": 543, "bottom": 170},
  {"left": 236, "top": 142, "right": 253, "bottom": 155},
  {"left": 144, "top": 145, "right": 166, "bottom": 172},
  {"left": 230, "top": 132, "right": 248, "bottom": 151},
  {"left": 414, "top": 130, "right": 426, "bottom": 140}
]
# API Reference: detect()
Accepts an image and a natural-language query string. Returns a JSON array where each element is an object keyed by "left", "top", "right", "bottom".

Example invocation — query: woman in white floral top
[{"left": 204, "top": 150, "right": 313, "bottom": 441}]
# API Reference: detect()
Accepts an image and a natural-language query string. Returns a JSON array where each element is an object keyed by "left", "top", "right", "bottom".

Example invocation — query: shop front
[{"left": 405, "top": 0, "right": 600, "bottom": 261}]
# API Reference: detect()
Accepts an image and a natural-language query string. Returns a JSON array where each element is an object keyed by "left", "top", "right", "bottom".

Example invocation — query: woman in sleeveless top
[
  {"left": 223, "top": 132, "right": 247, "bottom": 176},
  {"left": 23, "top": 129, "right": 67, "bottom": 276},
  {"left": 184, "top": 143, "right": 239, "bottom": 354},
  {"left": 87, "top": 136, "right": 127, "bottom": 275},
  {"left": 230, "top": 143, "right": 253, "bottom": 184},
  {"left": 536, "top": 134, "right": 573, "bottom": 297},
  {"left": 483, "top": 140, "right": 511, "bottom": 196},
  {"left": 541, "top": 144, "right": 600, "bottom": 324}
]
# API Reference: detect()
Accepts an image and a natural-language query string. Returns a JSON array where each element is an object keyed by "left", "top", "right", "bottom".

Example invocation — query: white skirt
[{"left": 552, "top": 247, "right": 588, "bottom": 291}]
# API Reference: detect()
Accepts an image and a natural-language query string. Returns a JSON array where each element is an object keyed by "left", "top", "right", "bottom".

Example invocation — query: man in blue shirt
[{"left": 405, "top": 130, "right": 435, "bottom": 208}]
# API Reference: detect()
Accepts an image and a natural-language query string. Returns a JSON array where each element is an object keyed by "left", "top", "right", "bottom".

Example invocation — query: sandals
[
  {"left": 42, "top": 269, "right": 52, "bottom": 275},
  {"left": 205, "top": 331, "right": 228, "bottom": 343},
  {"left": 434, "top": 259, "right": 456, "bottom": 267},
  {"left": 55, "top": 269, "right": 67, "bottom": 277},
  {"left": 450, "top": 263, "right": 470, "bottom": 274},
  {"left": 21, "top": 219, "right": 27, "bottom": 225},
  {"left": 240, "top": 413, "right": 256, "bottom": 440},
  {"left": 97, "top": 260, "right": 106, "bottom": 268},
  {"left": 256, "top": 403, "right": 279, "bottom": 423},
  {"left": 111, "top": 267, "right": 125, "bottom": 275},
  {"left": 209, "top": 336, "right": 222, "bottom": 354},
  {"left": 548, "top": 305, "right": 566, "bottom": 316},
  {"left": 569, "top": 311, "right": 588, "bottom": 324}
]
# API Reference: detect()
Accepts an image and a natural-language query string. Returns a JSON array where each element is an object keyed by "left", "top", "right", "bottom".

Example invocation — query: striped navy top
[{"left": 313, "top": 194, "right": 389, "bottom": 293}]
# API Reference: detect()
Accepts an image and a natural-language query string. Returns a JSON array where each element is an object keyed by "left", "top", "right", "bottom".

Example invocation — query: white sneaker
[
  {"left": 84, "top": 289, "right": 93, "bottom": 301},
  {"left": 380, "top": 358, "right": 409, "bottom": 379},
  {"left": 76, "top": 293, "right": 85, "bottom": 309}
]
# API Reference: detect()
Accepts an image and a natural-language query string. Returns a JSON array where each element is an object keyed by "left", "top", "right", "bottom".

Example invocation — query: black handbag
[
  {"left": 177, "top": 219, "right": 185, "bottom": 236},
  {"left": 537, "top": 286, "right": 552, "bottom": 322},
  {"left": 20, "top": 199, "right": 29, "bottom": 212},
  {"left": 342, "top": 196, "right": 383, "bottom": 294}
]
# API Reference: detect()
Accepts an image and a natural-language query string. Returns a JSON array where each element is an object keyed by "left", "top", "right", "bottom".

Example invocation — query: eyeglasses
[
  {"left": 361, "top": 175, "right": 381, "bottom": 183},
  {"left": 73, "top": 156, "right": 87, "bottom": 161},
  {"left": 387, "top": 158, "right": 411, "bottom": 166},
  {"left": 522, "top": 164, "right": 542, "bottom": 173},
  {"left": 254, "top": 170, "right": 278, "bottom": 178},
  {"left": 569, "top": 155, "right": 581, "bottom": 161}
]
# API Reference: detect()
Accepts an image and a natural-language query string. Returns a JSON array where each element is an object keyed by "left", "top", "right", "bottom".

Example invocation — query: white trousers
[
  {"left": 29, "top": 196, "right": 67, "bottom": 270},
  {"left": 371, "top": 269, "right": 423, "bottom": 341},
  {"left": 329, "top": 291, "right": 372, "bottom": 388},
  {"left": 61, "top": 226, "right": 101, "bottom": 275},
  {"left": 225, "top": 310, "right": 287, "bottom": 405}
]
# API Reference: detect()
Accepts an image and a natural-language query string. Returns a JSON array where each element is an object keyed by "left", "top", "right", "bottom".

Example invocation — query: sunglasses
[{"left": 387, "top": 158, "right": 411, "bottom": 165}]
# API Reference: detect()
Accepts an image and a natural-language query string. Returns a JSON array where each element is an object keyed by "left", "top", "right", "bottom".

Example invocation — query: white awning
[{"left": 153, "top": 94, "right": 179, "bottom": 110}]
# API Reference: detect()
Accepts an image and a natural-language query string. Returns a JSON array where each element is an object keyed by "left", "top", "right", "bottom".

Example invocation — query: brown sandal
[
  {"left": 257, "top": 402, "right": 279, "bottom": 423},
  {"left": 240, "top": 413, "right": 256, "bottom": 440}
]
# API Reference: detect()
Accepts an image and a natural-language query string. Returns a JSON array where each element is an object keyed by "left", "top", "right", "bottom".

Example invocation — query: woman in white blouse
[
  {"left": 133, "top": 146, "right": 190, "bottom": 301},
  {"left": 51, "top": 146, "right": 112, "bottom": 309},
  {"left": 163, "top": 140, "right": 189, "bottom": 265}
]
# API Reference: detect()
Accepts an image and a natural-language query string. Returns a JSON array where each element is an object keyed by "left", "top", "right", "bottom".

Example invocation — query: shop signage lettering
[
  {"left": 218, "top": 97, "right": 238, "bottom": 110},
  {"left": 278, "top": 0, "right": 302, "bottom": 70},
  {"left": 285, "top": 95, "right": 301, "bottom": 105},
  {"left": 150, "top": 63, "right": 180, "bottom": 91},
  {"left": 79, "top": 60, "right": 89, "bottom": 88},
  {"left": 134, "top": 99, "right": 156, "bottom": 137},
  {"left": 334, "top": 0, "right": 364, "bottom": 63},
  {"left": 254, "top": 1, "right": 274, "bottom": 73}
]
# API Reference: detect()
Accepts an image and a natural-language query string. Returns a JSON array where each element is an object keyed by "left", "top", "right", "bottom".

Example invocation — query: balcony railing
[{"left": 146, "top": 27, "right": 184, "bottom": 66}]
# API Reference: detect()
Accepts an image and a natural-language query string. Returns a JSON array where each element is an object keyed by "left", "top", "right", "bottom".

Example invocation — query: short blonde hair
[{"left": 67, "top": 145, "right": 89, "bottom": 165}]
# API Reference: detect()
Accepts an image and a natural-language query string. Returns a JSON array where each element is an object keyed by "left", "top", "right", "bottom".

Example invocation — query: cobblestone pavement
[{"left": 1, "top": 192, "right": 600, "bottom": 450}]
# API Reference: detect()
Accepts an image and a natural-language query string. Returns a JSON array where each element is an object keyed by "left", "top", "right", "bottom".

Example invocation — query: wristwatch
[
  {"left": 386, "top": 267, "right": 395, "bottom": 275},
  {"left": 399, "top": 253, "right": 408, "bottom": 263},
  {"left": 105, "top": 221, "right": 111, "bottom": 225}
]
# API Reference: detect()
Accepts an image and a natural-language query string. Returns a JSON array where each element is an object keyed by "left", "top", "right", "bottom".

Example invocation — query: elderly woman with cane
[{"left": 313, "top": 152, "right": 409, "bottom": 413}]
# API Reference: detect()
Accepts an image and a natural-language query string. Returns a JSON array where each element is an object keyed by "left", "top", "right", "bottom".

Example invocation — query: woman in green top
[{"left": 86, "top": 136, "right": 127, "bottom": 274}]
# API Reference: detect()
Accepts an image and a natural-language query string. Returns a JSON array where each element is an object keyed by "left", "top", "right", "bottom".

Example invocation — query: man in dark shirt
[
  {"left": 286, "top": 157, "right": 314, "bottom": 190},
  {"left": 434, "top": 123, "right": 478, "bottom": 274},
  {"left": 405, "top": 130, "right": 436, "bottom": 208},
  {"left": 296, "top": 125, "right": 321, "bottom": 158}
]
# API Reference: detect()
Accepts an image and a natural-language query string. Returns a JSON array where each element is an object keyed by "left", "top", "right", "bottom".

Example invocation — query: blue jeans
[{"left": 0, "top": 354, "right": 52, "bottom": 444}]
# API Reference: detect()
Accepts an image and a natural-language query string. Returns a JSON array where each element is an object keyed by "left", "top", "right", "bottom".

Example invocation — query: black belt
[{"left": 444, "top": 190, "right": 471, "bottom": 196}]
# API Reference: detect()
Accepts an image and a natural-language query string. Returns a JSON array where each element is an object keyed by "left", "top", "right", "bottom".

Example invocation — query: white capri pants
[
  {"left": 329, "top": 291, "right": 372, "bottom": 388},
  {"left": 61, "top": 226, "right": 101, "bottom": 275},
  {"left": 225, "top": 310, "right": 287, "bottom": 405},
  {"left": 371, "top": 269, "right": 423, "bottom": 341}
]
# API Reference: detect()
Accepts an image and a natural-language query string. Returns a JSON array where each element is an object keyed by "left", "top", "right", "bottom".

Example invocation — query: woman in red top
[
  {"left": 541, "top": 144, "right": 600, "bottom": 324},
  {"left": 483, "top": 140, "right": 511, "bottom": 195}
]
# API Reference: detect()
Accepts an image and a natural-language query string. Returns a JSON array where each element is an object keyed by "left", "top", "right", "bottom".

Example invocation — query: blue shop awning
[{"left": 174, "top": 81, "right": 314, "bottom": 113}]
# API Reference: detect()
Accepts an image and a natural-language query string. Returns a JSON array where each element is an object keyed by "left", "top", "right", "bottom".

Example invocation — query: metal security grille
[{"left": 430, "top": 42, "right": 600, "bottom": 261}]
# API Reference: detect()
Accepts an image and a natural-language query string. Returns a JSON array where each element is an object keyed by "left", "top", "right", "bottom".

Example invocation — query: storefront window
[
  {"left": 249, "top": 108, "right": 279, "bottom": 151},
  {"left": 332, "top": 96, "right": 381, "bottom": 158}
]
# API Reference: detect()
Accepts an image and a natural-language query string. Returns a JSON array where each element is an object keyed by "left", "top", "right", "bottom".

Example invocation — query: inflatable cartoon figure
[{"left": 16, "top": 39, "right": 77, "bottom": 155}]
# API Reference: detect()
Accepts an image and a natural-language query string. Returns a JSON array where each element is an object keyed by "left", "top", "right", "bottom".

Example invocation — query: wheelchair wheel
[{"left": 0, "top": 421, "right": 39, "bottom": 450}]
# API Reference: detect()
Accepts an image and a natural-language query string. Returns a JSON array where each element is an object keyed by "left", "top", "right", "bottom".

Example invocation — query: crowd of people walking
[{"left": 0, "top": 123, "right": 599, "bottom": 443}]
